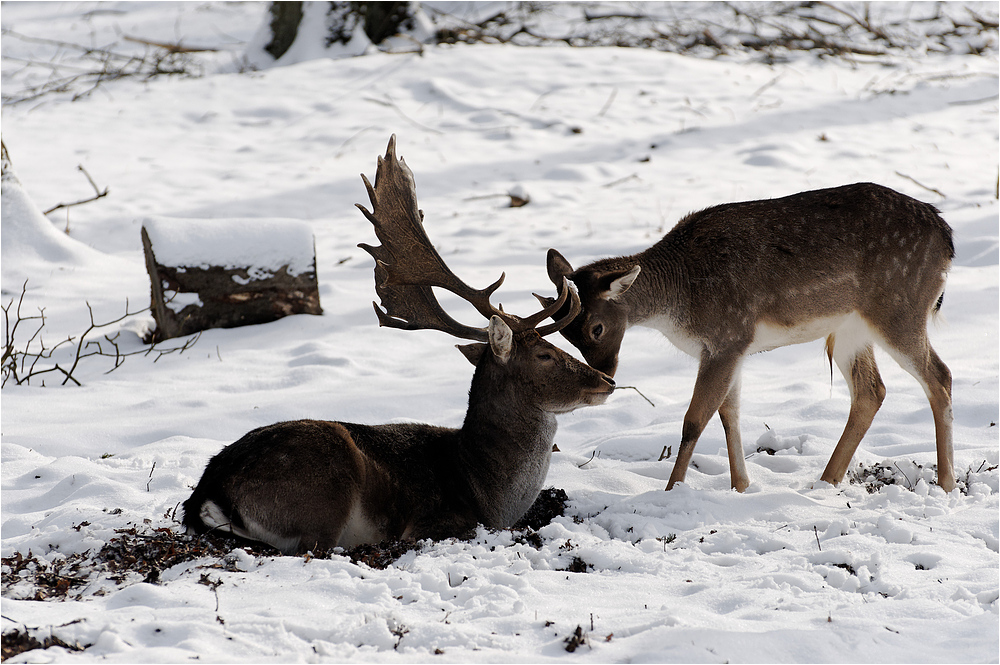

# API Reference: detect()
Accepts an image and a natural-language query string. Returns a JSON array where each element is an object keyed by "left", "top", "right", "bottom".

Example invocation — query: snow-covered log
[{"left": 141, "top": 217, "right": 321, "bottom": 341}]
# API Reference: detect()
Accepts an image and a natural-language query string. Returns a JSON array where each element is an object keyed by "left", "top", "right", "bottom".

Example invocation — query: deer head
[
  {"left": 356, "top": 136, "right": 614, "bottom": 408},
  {"left": 539, "top": 248, "right": 639, "bottom": 377}
]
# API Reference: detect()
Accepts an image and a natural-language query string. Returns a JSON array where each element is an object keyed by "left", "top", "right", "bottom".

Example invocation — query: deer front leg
[{"left": 667, "top": 350, "right": 744, "bottom": 490}]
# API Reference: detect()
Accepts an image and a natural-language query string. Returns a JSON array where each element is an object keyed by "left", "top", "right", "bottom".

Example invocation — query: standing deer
[
  {"left": 183, "top": 136, "right": 615, "bottom": 554},
  {"left": 542, "top": 183, "right": 955, "bottom": 493}
]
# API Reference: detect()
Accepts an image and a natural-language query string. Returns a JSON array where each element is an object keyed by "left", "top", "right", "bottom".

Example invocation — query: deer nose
[
  {"left": 603, "top": 375, "right": 616, "bottom": 391},
  {"left": 596, "top": 356, "right": 619, "bottom": 378}
]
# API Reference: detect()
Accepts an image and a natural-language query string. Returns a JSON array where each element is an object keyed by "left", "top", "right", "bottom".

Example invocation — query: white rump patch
[
  {"left": 199, "top": 499, "right": 232, "bottom": 532},
  {"left": 337, "top": 502, "right": 381, "bottom": 549},
  {"left": 198, "top": 499, "right": 300, "bottom": 554}
]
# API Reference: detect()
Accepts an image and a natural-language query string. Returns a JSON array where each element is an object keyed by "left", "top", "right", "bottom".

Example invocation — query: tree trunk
[
  {"left": 358, "top": 2, "right": 415, "bottom": 44},
  {"left": 265, "top": 1, "right": 305, "bottom": 59},
  {"left": 265, "top": 1, "right": 418, "bottom": 56}
]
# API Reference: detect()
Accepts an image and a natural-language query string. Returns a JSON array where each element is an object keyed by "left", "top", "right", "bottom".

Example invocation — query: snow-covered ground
[{"left": 2, "top": 2, "right": 998, "bottom": 662}]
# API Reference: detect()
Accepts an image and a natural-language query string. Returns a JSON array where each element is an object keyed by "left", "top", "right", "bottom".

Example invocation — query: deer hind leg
[
  {"left": 880, "top": 335, "right": 955, "bottom": 492},
  {"left": 820, "top": 335, "right": 886, "bottom": 486},
  {"left": 718, "top": 370, "right": 750, "bottom": 492},
  {"left": 924, "top": 347, "right": 955, "bottom": 492},
  {"left": 667, "top": 351, "right": 743, "bottom": 490}
]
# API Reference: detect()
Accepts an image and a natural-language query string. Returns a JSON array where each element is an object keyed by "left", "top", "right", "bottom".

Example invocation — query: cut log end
[{"left": 141, "top": 223, "right": 322, "bottom": 342}]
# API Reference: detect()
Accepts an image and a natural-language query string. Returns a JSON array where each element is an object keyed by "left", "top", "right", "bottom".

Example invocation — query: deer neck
[
  {"left": 458, "top": 362, "right": 557, "bottom": 528},
  {"left": 613, "top": 245, "right": 687, "bottom": 326}
]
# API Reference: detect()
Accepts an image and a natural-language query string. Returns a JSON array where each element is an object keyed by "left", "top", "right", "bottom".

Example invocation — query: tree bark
[
  {"left": 265, "top": 1, "right": 305, "bottom": 59},
  {"left": 266, "top": 1, "right": 418, "bottom": 55},
  {"left": 358, "top": 2, "right": 415, "bottom": 44}
]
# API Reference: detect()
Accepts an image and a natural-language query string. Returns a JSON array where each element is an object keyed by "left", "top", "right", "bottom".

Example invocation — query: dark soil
[
  {"left": 846, "top": 459, "right": 992, "bottom": 495},
  {"left": 1, "top": 488, "right": 571, "bottom": 660},
  {"left": 1, "top": 629, "right": 87, "bottom": 661},
  {"left": 513, "top": 487, "right": 568, "bottom": 531}
]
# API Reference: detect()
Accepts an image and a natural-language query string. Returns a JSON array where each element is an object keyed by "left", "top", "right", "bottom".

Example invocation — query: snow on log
[{"left": 141, "top": 217, "right": 322, "bottom": 341}]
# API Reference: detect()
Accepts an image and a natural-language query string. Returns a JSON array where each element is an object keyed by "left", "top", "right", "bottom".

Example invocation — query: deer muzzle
[{"left": 585, "top": 373, "right": 616, "bottom": 405}]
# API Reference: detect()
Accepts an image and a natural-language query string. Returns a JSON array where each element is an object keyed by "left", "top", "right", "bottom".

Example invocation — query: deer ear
[
  {"left": 546, "top": 248, "right": 574, "bottom": 286},
  {"left": 600, "top": 265, "right": 641, "bottom": 300},
  {"left": 488, "top": 315, "right": 513, "bottom": 364},
  {"left": 456, "top": 343, "right": 487, "bottom": 366}
]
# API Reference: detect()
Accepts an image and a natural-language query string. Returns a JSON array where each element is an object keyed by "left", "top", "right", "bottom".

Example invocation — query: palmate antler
[{"left": 357, "top": 135, "right": 579, "bottom": 342}]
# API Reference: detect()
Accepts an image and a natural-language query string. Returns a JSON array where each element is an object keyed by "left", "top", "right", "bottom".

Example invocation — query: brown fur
[{"left": 547, "top": 183, "right": 955, "bottom": 492}]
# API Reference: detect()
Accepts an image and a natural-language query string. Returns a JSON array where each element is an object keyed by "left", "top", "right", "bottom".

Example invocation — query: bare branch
[
  {"left": 2, "top": 281, "right": 199, "bottom": 387},
  {"left": 2, "top": 28, "right": 205, "bottom": 106},
  {"left": 122, "top": 35, "right": 218, "bottom": 54},
  {"left": 895, "top": 172, "right": 946, "bottom": 198},
  {"left": 427, "top": 2, "right": 995, "bottom": 61},
  {"left": 43, "top": 166, "right": 109, "bottom": 215}
]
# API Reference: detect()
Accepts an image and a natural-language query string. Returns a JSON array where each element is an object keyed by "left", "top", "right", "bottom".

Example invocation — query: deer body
[
  {"left": 183, "top": 332, "right": 608, "bottom": 554},
  {"left": 183, "top": 137, "right": 614, "bottom": 554},
  {"left": 547, "top": 183, "right": 955, "bottom": 492}
]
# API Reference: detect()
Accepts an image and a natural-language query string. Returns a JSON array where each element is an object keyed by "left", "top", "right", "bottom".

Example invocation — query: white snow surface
[
  {"left": 1, "top": 2, "right": 998, "bottom": 663},
  {"left": 142, "top": 217, "right": 317, "bottom": 276}
]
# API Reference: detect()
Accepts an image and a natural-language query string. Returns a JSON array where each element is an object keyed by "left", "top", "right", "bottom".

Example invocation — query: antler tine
[
  {"left": 357, "top": 135, "right": 506, "bottom": 342},
  {"left": 363, "top": 259, "right": 491, "bottom": 341},
  {"left": 530, "top": 278, "right": 583, "bottom": 337}
]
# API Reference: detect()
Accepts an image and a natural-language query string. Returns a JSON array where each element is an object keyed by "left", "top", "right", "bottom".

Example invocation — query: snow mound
[{"left": 1, "top": 146, "right": 102, "bottom": 281}]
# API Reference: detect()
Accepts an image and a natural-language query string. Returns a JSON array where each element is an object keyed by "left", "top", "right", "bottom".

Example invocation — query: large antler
[{"left": 357, "top": 135, "right": 580, "bottom": 341}]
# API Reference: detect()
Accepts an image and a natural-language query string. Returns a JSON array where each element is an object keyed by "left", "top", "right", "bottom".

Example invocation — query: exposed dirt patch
[
  {"left": 1, "top": 628, "right": 87, "bottom": 661},
  {"left": 513, "top": 487, "right": 568, "bottom": 531},
  {"left": 847, "top": 459, "right": 995, "bottom": 495},
  {"left": 2, "top": 487, "right": 570, "bottom": 599}
]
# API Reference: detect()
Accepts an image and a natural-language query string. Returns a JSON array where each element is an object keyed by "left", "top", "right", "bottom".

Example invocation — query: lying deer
[
  {"left": 542, "top": 183, "right": 955, "bottom": 492},
  {"left": 183, "top": 137, "right": 615, "bottom": 554}
]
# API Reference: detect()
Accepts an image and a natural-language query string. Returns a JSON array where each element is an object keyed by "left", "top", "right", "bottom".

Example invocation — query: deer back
[
  {"left": 183, "top": 421, "right": 388, "bottom": 553},
  {"left": 547, "top": 183, "right": 954, "bottom": 375}
]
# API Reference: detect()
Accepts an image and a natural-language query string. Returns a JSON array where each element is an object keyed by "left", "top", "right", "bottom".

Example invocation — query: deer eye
[
  {"left": 536, "top": 352, "right": 554, "bottom": 361},
  {"left": 591, "top": 324, "right": 604, "bottom": 340}
]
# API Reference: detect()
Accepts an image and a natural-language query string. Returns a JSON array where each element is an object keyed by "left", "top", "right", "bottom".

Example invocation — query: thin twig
[
  {"left": 363, "top": 93, "right": 443, "bottom": 135},
  {"left": 2, "top": 29, "right": 203, "bottom": 105},
  {"left": 462, "top": 193, "right": 510, "bottom": 202},
  {"left": 617, "top": 385, "right": 655, "bottom": 407},
  {"left": 43, "top": 165, "right": 109, "bottom": 215},
  {"left": 597, "top": 87, "right": 617, "bottom": 117},
  {"left": 895, "top": 171, "right": 946, "bottom": 198},
  {"left": 946, "top": 96, "right": 999, "bottom": 107},
  {"left": 602, "top": 174, "right": 640, "bottom": 189},
  {"left": 892, "top": 461, "right": 913, "bottom": 489},
  {"left": 123, "top": 35, "right": 218, "bottom": 53},
  {"left": 0, "top": 29, "right": 133, "bottom": 60},
  {"left": 3, "top": 281, "right": 198, "bottom": 387}
]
